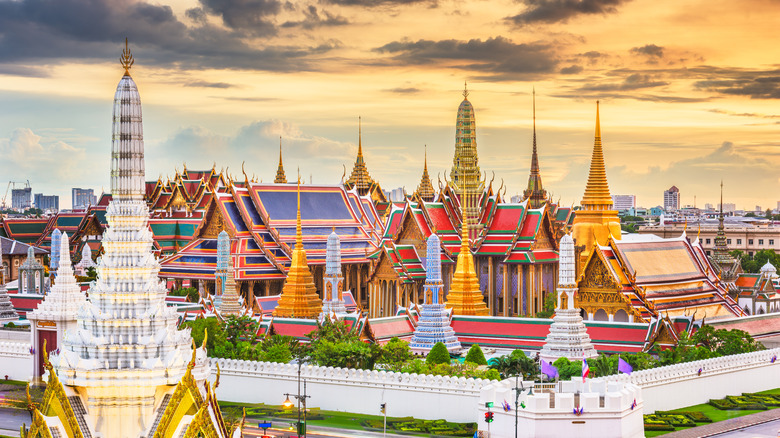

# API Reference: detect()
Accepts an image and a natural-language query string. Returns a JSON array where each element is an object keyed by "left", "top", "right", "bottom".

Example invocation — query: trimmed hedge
[
  {"left": 644, "top": 423, "right": 675, "bottom": 431},
  {"left": 657, "top": 410, "right": 712, "bottom": 423}
]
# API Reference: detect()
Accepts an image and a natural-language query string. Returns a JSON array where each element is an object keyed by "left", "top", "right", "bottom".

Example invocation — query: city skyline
[{"left": 0, "top": 0, "right": 778, "bottom": 208}]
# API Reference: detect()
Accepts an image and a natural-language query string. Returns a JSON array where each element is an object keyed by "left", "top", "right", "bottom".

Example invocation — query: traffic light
[
  {"left": 380, "top": 403, "right": 386, "bottom": 414},
  {"left": 484, "top": 412, "right": 494, "bottom": 423}
]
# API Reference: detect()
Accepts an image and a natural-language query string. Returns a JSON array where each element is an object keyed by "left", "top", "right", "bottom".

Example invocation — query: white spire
[
  {"left": 110, "top": 73, "right": 145, "bottom": 200},
  {"left": 28, "top": 233, "right": 86, "bottom": 321}
]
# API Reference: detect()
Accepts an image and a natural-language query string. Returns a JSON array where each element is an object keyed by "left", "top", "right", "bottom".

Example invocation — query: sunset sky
[{"left": 0, "top": 0, "right": 778, "bottom": 209}]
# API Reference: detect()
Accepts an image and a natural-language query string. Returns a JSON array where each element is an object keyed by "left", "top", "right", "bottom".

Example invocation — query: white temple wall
[
  {"left": 212, "top": 358, "right": 493, "bottom": 422},
  {"left": 0, "top": 341, "right": 32, "bottom": 380},
  {"left": 593, "top": 347, "right": 780, "bottom": 412}
]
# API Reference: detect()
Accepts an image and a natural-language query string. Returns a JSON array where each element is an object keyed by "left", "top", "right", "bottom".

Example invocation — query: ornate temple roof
[
  {"left": 415, "top": 146, "right": 436, "bottom": 202},
  {"left": 449, "top": 83, "right": 482, "bottom": 195},
  {"left": 580, "top": 101, "right": 613, "bottom": 210}
]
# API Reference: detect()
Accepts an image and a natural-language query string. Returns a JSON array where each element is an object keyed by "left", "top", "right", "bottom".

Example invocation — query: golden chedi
[
  {"left": 446, "top": 199, "right": 489, "bottom": 316},
  {"left": 273, "top": 178, "right": 323, "bottom": 318},
  {"left": 571, "top": 101, "right": 621, "bottom": 270}
]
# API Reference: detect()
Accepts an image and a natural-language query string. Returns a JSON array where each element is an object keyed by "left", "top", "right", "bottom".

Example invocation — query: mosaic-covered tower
[
  {"left": 218, "top": 245, "right": 242, "bottom": 317},
  {"left": 539, "top": 233, "right": 598, "bottom": 363},
  {"left": 50, "top": 228, "right": 62, "bottom": 276},
  {"left": 449, "top": 83, "right": 484, "bottom": 226},
  {"left": 28, "top": 233, "right": 86, "bottom": 379},
  {"left": 49, "top": 41, "right": 207, "bottom": 438},
  {"left": 214, "top": 229, "right": 230, "bottom": 308},
  {"left": 320, "top": 229, "right": 347, "bottom": 316},
  {"left": 0, "top": 240, "right": 19, "bottom": 323},
  {"left": 410, "top": 234, "right": 461, "bottom": 353},
  {"left": 445, "top": 196, "right": 489, "bottom": 316}
]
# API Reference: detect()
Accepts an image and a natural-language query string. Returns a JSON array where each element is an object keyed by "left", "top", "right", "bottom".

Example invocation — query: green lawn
[{"left": 644, "top": 389, "right": 780, "bottom": 436}]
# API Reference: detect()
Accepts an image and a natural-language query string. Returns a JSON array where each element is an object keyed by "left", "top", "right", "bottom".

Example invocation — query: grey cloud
[
  {"left": 323, "top": 0, "right": 437, "bottom": 6},
  {"left": 696, "top": 75, "right": 780, "bottom": 99},
  {"left": 631, "top": 44, "right": 664, "bottom": 58},
  {"left": 578, "top": 73, "right": 668, "bottom": 92},
  {"left": 708, "top": 109, "right": 780, "bottom": 119},
  {"left": 560, "top": 65, "right": 583, "bottom": 74},
  {"left": 507, "top": 0, "right": 630, "bottom": 25},
  {"left": 195, "top": 0, "right": 281, "bottom": 36},
  {"left": 384, "top": 87, "right": 422, "bottom": 94},
  {"left": 551, "top": 92, "right": 710, "bottom": 103},
  {"left": 374, "top": 37, "right": 558, "bottom": 80},
  {"left": 185, "top": 80, "right": 235, "bottom": 88},
  {"left": 281, "top": 6, "right": 349, "bottom": 29},
  {"left": 0, "top": 0, "right": 340, "bottom": 72}
]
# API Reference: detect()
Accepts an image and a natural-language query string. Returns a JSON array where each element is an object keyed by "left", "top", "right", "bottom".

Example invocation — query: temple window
[
  {"left": 759, "top": 239, "right": 764, "bottom": 245},
  {"left": 737, "top": 239, "right": 742, "bottom": 245},
  {"left": 749, "top": 239, "right": 754, "bottom": 245},
  {"left": 727, "top": 239, "right": 732, "bottom": 244},
  {"left": 771, "top": 240, "right": 775, "bottom": 245},
  {"left": 706, "top": 238, "right": 711, "bottom": 244}
]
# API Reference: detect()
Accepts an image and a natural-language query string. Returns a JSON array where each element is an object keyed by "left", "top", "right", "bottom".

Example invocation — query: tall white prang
[
  {"left": 539, "top": 233, "right": 598, "bottom": 363},
  {"left": 50, "top": 56, "right": 206, "bottom": 438}
]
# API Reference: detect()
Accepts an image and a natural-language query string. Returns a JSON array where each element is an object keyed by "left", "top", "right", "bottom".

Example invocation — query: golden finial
[
  {"left": 463, "top": 81, "right": 469, "bottom": 99},
  {"left": 595, "top": 100, "right": 601, "bottom": 138},
  {"left": 188, "top": 338, "right": 197, "bottom": 368},
  {"left": 296, "top": 168, "right": 302, "bottom": 247},
  {"left": 358, "top": 116, "right": 363, "bottom": 156},
  {"left": 215, "top": 362, "right": 221, "bottom": 388},
  {"left": 202, "top": 328, "right": 208, "bottom": 349},
  {"left": 120, "top": 38, "right": 134, "bottom": 76}
]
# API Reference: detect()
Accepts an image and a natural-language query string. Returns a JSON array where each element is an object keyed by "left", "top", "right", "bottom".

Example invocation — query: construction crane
[{"left": 1, "top": 180, "right": 31, "bottom": 209}]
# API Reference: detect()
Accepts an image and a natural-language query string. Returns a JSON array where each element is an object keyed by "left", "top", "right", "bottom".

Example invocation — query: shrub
[
  {"left": 426, "top": 342, "right": 451, "bottom": 365},
  {"left": 464, "top": 344, "right": 487, "bottom": 365},
  {"left": 482, "top": 369, "right": 500, "bottom": 381},
  {"left": 657, "top": 411, "right": 711, "bottom": 423},
  {"left": 708, "top": 399, "right": 735, "bottom": 410},
  {"left": 643, "top": 424, "right": 675, "bottom": 431}
]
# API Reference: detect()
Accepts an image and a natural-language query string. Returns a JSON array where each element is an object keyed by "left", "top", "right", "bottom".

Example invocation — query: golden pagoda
[
  {"left": 523, "top": 90, "right": 548, "bottom": 209},
  {"left": 273, "top": 176, "right": 323, "bottom": 318},
  {"left": 415, "top": 146, "right": 436, "bottom": 202},
  {"left": 571, "top": 101, "right": 621, "bottom": 271},
  {"left": 274, "top": 137, "right": 287, "bottom": 183},
  {"left": 445, "top": 189, "right": 489, "bottom": 316}
]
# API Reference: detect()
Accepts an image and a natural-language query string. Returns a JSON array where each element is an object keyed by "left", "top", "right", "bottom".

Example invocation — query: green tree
[
  {"left": 224, "top": 315, "right": 258, "bottom": 343},
  {"left": 426, "top": 342, "right": 451, "bottom": 365},
  {"left": 464, "top": 344, "right": 487, "bottom": 365},
  {"left": 535, "top": 293, "right": 557, "bottom": 318},
  {"left": 552, "top": 357, "right": 583, "bottom": 380},
  {"left": 262, "top": 343, "right": 293, "bottom": 363},
  {"left": 378, "top": 337, "right": 414, "bottom": 370},
  {"left": 489, "top": 350, "right": 538, "bottom": 379},
  {"left": 589, "top": 354, "right": 615, "bottom": 377},
  {"left": 181, "top": 317, "right": 225, "bottom": 351}
]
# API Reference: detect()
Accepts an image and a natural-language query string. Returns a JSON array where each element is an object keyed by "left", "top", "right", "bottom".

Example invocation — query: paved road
[
  {"left": 0, "top": 407, "right": 27, "bottom": 437},
  {"left": 710, "top": 419, "right": 780, "bottom": 437}
]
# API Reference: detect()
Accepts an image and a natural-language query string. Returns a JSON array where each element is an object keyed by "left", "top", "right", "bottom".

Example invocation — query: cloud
[
  {"left": 708, "top": 109, "right": 780, "bottom": 119},
  {"left": 374, "top": 36, "right": 558, "bottom": 80},
  {"left": 578, "top": 73, "right": 668, "bottom": 92},
  {"left": 185, "top": 81, "right": 236, "bottom": 88},
  {"left": 631, "top": 44, "right": 664, "bottom": 58},
  {"left": 193, "top": 0, "right": 281, "bottom": 36},
  {"left": 560, "top": 65, "right": 583, "bottom": 74},
  {"left": 0, "top": 0, "right": 341, "bottom": 72},
  {"left": 384, "top": 87, "right": 422, "bottom": 94},
  {"left": 323, "top": 0, "right": 437, "bottom": 6},
  {"left": 696, "top": 75, "right": 780, "bottom": 99},
  {"left": 281, "top": 6, "right": 349, "bottom": 29},
  {"left": 0, "top": 128, "right": 91, "bottom": 202},
  {"left": 507, "top": 0, "right": 630, "bottom": 25}
]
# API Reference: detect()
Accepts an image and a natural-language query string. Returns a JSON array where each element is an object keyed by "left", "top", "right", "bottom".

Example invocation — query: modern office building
[
  {"left": 612, "top": 194, "right": 636, "bottom": 212},
  {"left": 663, "top": 186, "right": 680, "bottom": 211},
  {"left": 34, "top": 193, "right": 59, "bottom": 212},
  {"left": 11, "top": 187, "right": 32, "bottom": 210},
  {"left": 72, "top": 188, "right": 97, "bottom": 209}
]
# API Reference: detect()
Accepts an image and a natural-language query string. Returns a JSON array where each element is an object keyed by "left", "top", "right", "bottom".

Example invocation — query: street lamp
[{"left": 282, "top": 359, "right": 311, "bottom": 437}]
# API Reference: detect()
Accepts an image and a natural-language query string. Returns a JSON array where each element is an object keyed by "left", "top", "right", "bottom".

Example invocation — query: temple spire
[
  {"left": 273, "top": 172, "right": 322, "bottom": 318},
  {"left": 450, "top": 83, "right": 483, "bottom": 225},
  {"left": 523, "top": 88, "right": 547, "bottom": 208},
  {"left": 445, "top": 188, "right": 489, "bottom": 316},
  {"left": 346, "top": 116, "right": 376, "bottom": 196},
  {"left": 415, "top": 145, "right": 435, "bottom": 201},
  {"left": 580, "top": 101, "right": 613, "bottom": 210},
  {"left": 275, "top": 137, "right": 287, "bottom": 183},
  {"left": 120, "top": 38, "right": 134, "bottom": 76}
]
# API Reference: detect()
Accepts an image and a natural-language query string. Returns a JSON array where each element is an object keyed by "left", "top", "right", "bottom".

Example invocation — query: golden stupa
[
  {"left": 571, "top": 101, "right": 621, "bottom": 270},
  {"left": 273, "top": 176, "right": 323, "bottom": 318},
  {"left": 445, "top": 190, "right": 489, "bottom": 316}
]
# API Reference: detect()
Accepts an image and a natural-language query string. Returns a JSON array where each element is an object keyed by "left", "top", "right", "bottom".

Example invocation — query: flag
[
  {"left": 582, "top": 359, "right": 590, "bottom": 382},
  {"left": 771, "top": 355, "right": 777, "bottom": 364},
  {"left": 502, "top": 400, "right": 511, "bottom": 412},
  {"left": 697, "top": 368, "right": 703, "bottom": 376},
  {"left": 541, "top": 359, "right": 558, "bottom": 380},
  {"left": 630, "top": 398, "right": 637, "bottom": 410},
  {"left": 520, "top": 401, "right": 526, "bottom": 409},
  {"left": 618, "top": 357, "right": 633, "bottom": 375}
]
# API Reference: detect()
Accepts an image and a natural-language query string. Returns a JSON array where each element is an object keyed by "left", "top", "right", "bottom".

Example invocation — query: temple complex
[
  {"left": 539, "top": 233, "right": 598, "bottom": 363},
  {"left": 27, "top": 233, "right": 85, "bottom": 379},
  {"left": 321, "top": 229, "right": 348, "bottom": 316},
  {"left": 409, "top": 233, "right": 461, "bottom": 352},
  {"left": 735, "top": 260, "right": 780, "bottom": 315},
  {"left": 23, "top": 41, "right": 233, "bottom": 438},
  {"left": 571, "top": 102, "right": 621, "bottom": 272},
  {"left": 272, "top": 179, "right": 323, "bottom": 318}
]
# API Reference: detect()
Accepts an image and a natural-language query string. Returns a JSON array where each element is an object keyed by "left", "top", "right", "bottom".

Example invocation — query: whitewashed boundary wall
[
  {"left": 0, "top": 341, "right": 32, "bottom": 380},
  {"left": 211, "top": 358, "right": 494, "bottom": 423},
  {"left": 593, "top": 347, "right": 780, "bottom": 412}
]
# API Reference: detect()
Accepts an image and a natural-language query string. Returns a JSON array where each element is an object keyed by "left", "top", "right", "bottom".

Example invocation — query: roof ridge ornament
[
  {"left": 120, "top": 38, "right": 134, "bottom": 76},
  {"left": 463, "top": 81, "right": 469, "bottom": 99}
]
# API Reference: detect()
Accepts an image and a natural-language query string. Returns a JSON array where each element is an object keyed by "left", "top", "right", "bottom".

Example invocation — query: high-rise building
[
  {"left": 664, "top": 186, "right": 680, "bottom": 211},
  {"left": 34, "top": 193, "right": 59, "bottom": 212},
  {"left": 71, "top": 188, "right": 97, "bottom": 209},
  {"left": 11, "top": 187, "right": 32, "bottom": 210},
  {"left": 612, "top": 195, "right": 636, "bottom": 212}
]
